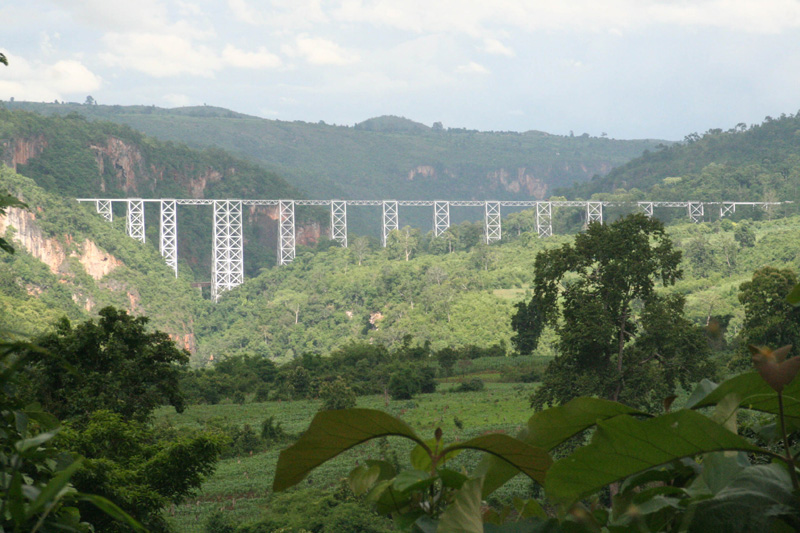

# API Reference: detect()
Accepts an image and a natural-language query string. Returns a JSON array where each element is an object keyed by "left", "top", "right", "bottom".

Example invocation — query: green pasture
[{"left": 157, "top": 382, "right": 537, "bottom": 531}]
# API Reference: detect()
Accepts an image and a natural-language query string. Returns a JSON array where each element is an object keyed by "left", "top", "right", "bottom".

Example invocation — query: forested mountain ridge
[
  {"left": 0, "top": 108, "right": 324, "bottom": 277},
  {"left": 0, "top": 166, "right": 206, "bottom": 347},
  {"left": 2, "top": 101, "right": 666, "bottom": 202},
  {"left": 561, "top": 112, "right": 800, "bottom": 204}
]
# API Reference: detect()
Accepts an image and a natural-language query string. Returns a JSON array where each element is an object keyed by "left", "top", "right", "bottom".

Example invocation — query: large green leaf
[
  {"left": 687, "top": 464, "right": 800, "bottom": 533},
  {"left": 436, "top": 477, "right": 484, "bottom": 533},
  {"left": 478, "top": 398, "right": 642, "bottom": 496},
  {"left": 787, "top": 283, "right": 800, "bottom": 306},
  {"left": 545, "top": 410, "right": 763, "bottom": 505},
  {"left": 687, "top": 372, "right": 800, "bottom": 420},
  {"left": 527, "top": 397, "right": 647, "bottom": 450},
  {"left": 444, "top": 434, "right": 551, "bottom": 485},
  {"left": 273, "top": 408, "right": 425, "bottom": 491}
]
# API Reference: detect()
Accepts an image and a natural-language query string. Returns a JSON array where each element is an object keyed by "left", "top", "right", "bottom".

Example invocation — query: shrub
[
  {"left": 319, "top": 376, "right": 357, "bottom": 411},
  {"left": 454, "top": 378, "right": 485, "bottom": 392}
]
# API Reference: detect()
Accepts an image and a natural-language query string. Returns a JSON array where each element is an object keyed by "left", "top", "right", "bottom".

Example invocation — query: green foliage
[
  {"left": 519, "top": 214, "right": 713, "bottom": 409},
  {"left": 4, "top": 101, "right": 662, "bottom": 217},
  {"left": 21, "top": 306, "right": 189, "bottom": 422},
  {"left": 273, "top": 356, "right": 800, "bottom": 532},
  {"left": 736, "top": 266, "right": 800, "bottom": 368},
  {"left": 0, "top": 338, "right": 145, "bottom": 532},
  {"left": 454, "top": 378, "right": 485, "bottom": 393},
  {"left": 60, "top": 410, "right": 224, "bottom": 532},
  {"left": 562, "top": 112, "right": 800, "bottom": 208},
  {"left": 319, "top": 376, "right": 357, "bottom": 410}
]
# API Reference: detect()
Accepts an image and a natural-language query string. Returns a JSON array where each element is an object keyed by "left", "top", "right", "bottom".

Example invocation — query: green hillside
[
  {"left": 0, "top": 166, "right": 206, "bottom": 344},
  {"left": 0, "top": 108, "right": 323, "bottom": 278},
  {"left": 561, "top": 113, "right": 800, "bottom": 204},
  {"left": 193, "top": 210, "right": 800, "bottom": 365},
  {"left": 2, "top": 101, "right": 666, "bottom": 203}
]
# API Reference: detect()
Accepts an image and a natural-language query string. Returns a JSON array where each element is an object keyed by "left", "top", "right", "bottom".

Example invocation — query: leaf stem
[{"left": 778, "top": 392, "right": 800, "bottom": 490}]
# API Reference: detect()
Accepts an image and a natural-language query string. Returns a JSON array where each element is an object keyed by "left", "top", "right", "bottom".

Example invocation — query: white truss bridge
[{"left": 76, "top": 198, "right": 791, "bottom": 300}]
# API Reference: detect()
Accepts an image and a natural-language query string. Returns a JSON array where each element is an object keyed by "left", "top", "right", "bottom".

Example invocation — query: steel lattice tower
[
  {"left": 159, "top": 200, "right": 178, "bottom": 277},
  {"left": 279, "top": 200, "right": 296, "bottom": 264},
  {"left": 330, "top": 200, "right": 347, "bottom": 247},
  {"left": 434, "top": 201, "right": 450, "bottom": 237},
  {"left": 126, "top": 199, "right": 145, "bottom": 242},
  {"left": 586, "top": 201, "right": 603, "bottom": 225},
  {"left": 96, "top": 200, "right": 112, "bottom": 222},
  {"left": 484, "top": 202, "right": 501, "bottom": 243},
  {"left": 212, "top": 200, "right": 243, "bottom": 301},
  {"left": 382, "top": 201, "right": 398, "bottom": 247},
  {"left": 536, "top": 201, "right": 552, "bottom": 237}
]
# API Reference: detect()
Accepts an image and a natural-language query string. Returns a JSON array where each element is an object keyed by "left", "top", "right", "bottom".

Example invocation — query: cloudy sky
[{"left": 3, "top": 0, "right": 800, "bottom": 140}]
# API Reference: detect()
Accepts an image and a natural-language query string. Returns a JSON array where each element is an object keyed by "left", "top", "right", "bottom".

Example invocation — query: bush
[
  {"left": 454, "top": 378, "right": 485, "bottom": 392},
  {"left": 319, "top": 376, "right": 357, "bottom": 411},
  {"left": 261, "top": 416, "right": 287, "bottom": 444}
]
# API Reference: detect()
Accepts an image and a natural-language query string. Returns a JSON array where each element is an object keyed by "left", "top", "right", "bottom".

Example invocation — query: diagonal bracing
[
  {"left": 536, "top": 201, "right": 552, "bottom": 237},
  {"left": 330, "top": 200, "right": 347, "bottom": 247},
  {"left": 126, "top": 199, "right": 145, "bottom": 242},
  {"left": 485, "top": 201, "right": 501, "bottom": 243},
  {"left": 434, "top": 201, "right": 450, "bottom": 237},
  {"left": 382, "top": 201, "right": 398, "bottom": 247},
  {"left": 159, "top": 200, "right": 178, "bottom": 277},
  {"left": 279, "top": 200, "right": 296, "bottom": 264},
  {"left": 212, "top": 200, "right": 244, "bottom": 301}
]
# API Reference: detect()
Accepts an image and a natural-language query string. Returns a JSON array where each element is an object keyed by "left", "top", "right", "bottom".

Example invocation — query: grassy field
[{"left": 156, "top": 381, "right": 538, "bottom": 531}]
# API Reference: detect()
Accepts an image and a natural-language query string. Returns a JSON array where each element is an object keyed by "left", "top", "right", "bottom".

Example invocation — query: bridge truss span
[{"left": 75, "top": 197, "right": 793, "bottom": 299}]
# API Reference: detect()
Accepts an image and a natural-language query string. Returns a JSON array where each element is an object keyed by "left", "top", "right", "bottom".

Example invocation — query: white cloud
[
  {"left": 45, "top": 60, "right": 103, "bottom": 92},
  {"left": 163, "top": 93, "right": 192, "bottom": 107},
  {"left": 48, "top": 0, "right": 171, "bottom": 32},
  {"left": 228, "top": 0, "right": 328, "bottom": 30},
  {"left": 285, "top": 35, "right": 359, "bottom": 66},
  {"left": 222, "top": 45, "right": 282, "bottom": 69},
  {"left": 100, "top": 33, "right": 217, "bottom": 77},
  {"left": 332, "top": 0, "right": 800, "bottom": 35},
  {"left": 482, "top": 38, "right": 514, "bottom": 57},
  {"left": 0, "top": 52, "right": 101, "bottom": 102},
  {"left": 456, "top": 61, "right": 489, "bottom": 74}
]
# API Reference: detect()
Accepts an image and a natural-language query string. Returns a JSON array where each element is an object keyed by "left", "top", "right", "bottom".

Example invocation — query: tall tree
[
  {"left": 22, "top": 306, "right": 188, "bottom": 422},
  {"left": 514, "top": 213, "right": 712, "bottom": 409},
  {"left": 736, "top": 266, "right": 800, "bottom": 368}
]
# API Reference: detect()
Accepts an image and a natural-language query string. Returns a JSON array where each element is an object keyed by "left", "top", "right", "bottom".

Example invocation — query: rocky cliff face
[
  {"left": 91, "top": 136, "right": 225, "bottom": 197},
  {"left": 487, "top": 168, "right": 549, "bottom": 198},
  {"left": 0, "top": 205, "right": 197, "bottom": 351},
  {"left": 1, "top": 136, "right": 48, "bottom": 170}
]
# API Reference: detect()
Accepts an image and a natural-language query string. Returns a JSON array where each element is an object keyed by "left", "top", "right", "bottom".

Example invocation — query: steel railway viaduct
[{"left": 76, "top": 198, "right": 789, "bottom": 300}]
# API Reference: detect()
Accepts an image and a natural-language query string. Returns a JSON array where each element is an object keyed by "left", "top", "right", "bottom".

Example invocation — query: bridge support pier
[
  {"left": 126, "top": 199, "right": 145, "bottom": 242},
  {"left": 159, "top": 200, "right": 178, "bottom": 277},
  {"left": 485, "top": 202, "right": 501, "bottom": 243},
  {"left": 96, "top": 200, "right": 113, "bottom": 222},
  {"left": 688, "top": 202, "right": 704, "bottom": 223},
  {"left": 536, "top": 202, "right": 552, "bottom": 237},
  {"left": 586, "top": 201, "right": 603, "bottom": 225},
  {"left": 279, "top": 200, "right": 296, "bottom": 265},
  {"left": 434, "top": 201, "right": 450, "bottom": 237},
  {"left": 212, "top": 200, "right": 243, "bottom": 301},
  {"left": 720, "top": 202, "right": 735, "bottom": 217},
  {"left": 382, "top": 201, "right": 398, "bottom": 247},
  {"left": 638, "top": 202, "right": 654, "bottom": 217},
  {"left": 330, "top": 200, "right": 347, "bottom": 247}
]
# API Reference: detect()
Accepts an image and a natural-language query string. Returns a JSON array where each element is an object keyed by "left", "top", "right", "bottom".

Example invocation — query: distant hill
[
  {"left": 559, "top": 113, "right": 800, "bottom": 207},
  {"left": 0, "top": 108, "right": 322, "bottom": 278},
  {"left": 354, "top": 115, "right": 430, "bottom": 133},
  {"left": 2, "top": 101, "right": 666, "bottom": 204}
]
